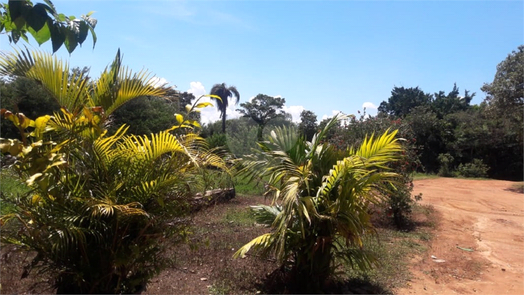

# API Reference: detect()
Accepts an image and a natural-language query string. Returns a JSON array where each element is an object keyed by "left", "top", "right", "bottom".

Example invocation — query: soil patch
[{"left": 398, "top": 178, "right": 524, "bottom": 295}]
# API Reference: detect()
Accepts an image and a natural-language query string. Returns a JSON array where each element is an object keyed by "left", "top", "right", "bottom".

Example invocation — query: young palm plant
[
  {"left": 233, "top": 115, "right": 402, "bottom": 292},
  {"left": 0, "top": 49, "right": 228, "bottom": 293}
]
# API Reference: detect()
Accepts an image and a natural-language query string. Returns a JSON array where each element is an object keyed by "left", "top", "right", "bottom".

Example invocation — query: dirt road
[{"left": 399, "top": 178, "right": 524, "bottom": 295}]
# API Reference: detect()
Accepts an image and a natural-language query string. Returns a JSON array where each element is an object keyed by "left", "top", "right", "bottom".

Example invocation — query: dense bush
[
  {"left": 437, "top": 153, "right": 454, "bottom": 177},
  {"left": 456, "top": 159, "right": 489, "bottom": 178}
]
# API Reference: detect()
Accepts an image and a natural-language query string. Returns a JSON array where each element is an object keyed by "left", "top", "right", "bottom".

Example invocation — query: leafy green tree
[
  {"left": 237, "top": 94, "right": 286, "bottom": 141},
  {"left": 176, "top": 91, "right": 201, "bottom": 122},
  {"left": 432, "top": 84, "right": 474, "bottom": 118},
  {"left": 481, "top": 45, "right": 524, "bottom": 111},
  {"left": 481, "top": 45, "right": 523, "bottom": 152},
  {"left": 108, "top": 96, "right": 178, "bottom": 135},
  {"left": 297, "top": 109, "right": 317, "bottom": 141},
  {"left": 404, "top": 105, "right": 445, "bottom": 172},
  {"left": 210, "top": 82, "right": 240, "bottom": 133},
  {"left": 234, "top": 115, "right": 402, "bottom": 292},
  {"left": 378, "top": 86, "right": 432, "bottom": 117},
  {"left": 0, "top": 0, "right": 97, "bottom": 53}
]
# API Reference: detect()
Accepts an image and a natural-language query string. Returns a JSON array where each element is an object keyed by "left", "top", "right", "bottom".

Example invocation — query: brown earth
[
  {"left": 398, "top": 178, "right": 524, "bottom": 295},
  {"left": 2, "top": 178, "right": 523, "bottom": 294}
]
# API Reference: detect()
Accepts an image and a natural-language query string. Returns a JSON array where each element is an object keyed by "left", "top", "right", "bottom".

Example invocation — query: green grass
[
  {"left": 221, "top": 207, "right": 256, "bottom": 226},
  {"left": 232, "top": 175, "right": 265, "bottom": 196},
  {"left": 412, "top": 172, "right": 493, "bottom": 181},
  {"left": 0, "top": 169, "right": 31, "bottom": 215},
  {"left": 412, "top": 172, "right": 439, "bottom": 180}
]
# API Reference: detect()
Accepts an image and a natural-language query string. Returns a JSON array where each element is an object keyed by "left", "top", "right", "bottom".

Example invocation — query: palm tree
[
  {"left": 234, "top": 115, "right": 402, "bottom": 292},
  {"left": 209, "top": 83, "right": 240, "bottom": 133},
  {"left": 0, "top": 48, "right": 164, "bottom": 123},
  {"left": 0, "top": 49, "right": 228, "bottom": 293}
]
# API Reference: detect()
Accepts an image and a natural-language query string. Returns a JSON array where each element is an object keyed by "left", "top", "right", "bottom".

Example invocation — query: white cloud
[
  {"left": 362, "top": 102, "right": 378, "bottom": 110},
  {"left": 148, "top": 77, "right": 168, "bottom": 88},
  {"left": 187, "top": 81, "right": 206, "bottom": 97},
  {"left": 321, "top": 110, "right": 343, "bottom": 121},
  {"left": 361, "top": 102, "right": 378, "bottom": 116},
  {"left": 187, "top": 82, "right": 241, "bottom": 124},
  {"left": 282, "top": 105, "right": 305, "bottom": 123}
]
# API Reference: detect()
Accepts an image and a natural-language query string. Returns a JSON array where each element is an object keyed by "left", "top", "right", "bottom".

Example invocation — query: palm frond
[
  {"left": 0, "top": 49, "right": 89, "bottom": 111},
  {"left": 119, "top": 131, "right": 184, "bottom": 162},
  {"left": 251, "top": 205, "right": 281, "bottom": 226},
  {"left": 233, "top": 233, "right": 274, "bottom": 259}
]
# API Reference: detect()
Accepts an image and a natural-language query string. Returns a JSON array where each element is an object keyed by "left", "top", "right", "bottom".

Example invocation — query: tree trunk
[{"left": 221, "top": 114, "right": 226, "bottom": 133}]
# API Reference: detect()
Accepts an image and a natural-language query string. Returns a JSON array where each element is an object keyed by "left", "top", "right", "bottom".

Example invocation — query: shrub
[
  {"left": 206, "top": 133, "right": 229, "bottom": 150},
  {"left": 437, "top": 153, "right": 454, "bottom": 177},
  {"left": 233, "top": 116, "right": 402, "bottom": 292},
  {"left": 456, "top": 159, "right": 489, "bottom": 178},
  {"left": 0, "top": 50, "right": 227, "bottom": 293}
]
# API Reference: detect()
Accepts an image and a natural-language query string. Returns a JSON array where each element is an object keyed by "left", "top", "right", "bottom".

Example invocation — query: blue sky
[{"left": 2, "top": 0, "right": 523, "bottom": 123}]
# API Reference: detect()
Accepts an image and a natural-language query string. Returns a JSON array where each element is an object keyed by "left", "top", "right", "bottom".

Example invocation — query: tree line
[{"left": 0, "top": 1, "right": 521, "bottom": 292}]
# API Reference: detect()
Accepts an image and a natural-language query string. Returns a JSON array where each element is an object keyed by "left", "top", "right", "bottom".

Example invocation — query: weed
[
  {"left": 222, "top": 207, "right": 256, "bottom": 226},
  {"left": 233, "top": 175, "right": 265, "bottom": 196},
  {"left": 0, "top": 168, "right": 31, "bottom": 214},
  {"left": 208, "top": 281, "right": 232, "bottom": 295}
]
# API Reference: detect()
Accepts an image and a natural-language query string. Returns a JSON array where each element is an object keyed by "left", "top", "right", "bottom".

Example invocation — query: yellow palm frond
[
  {"left": 233, "top": 233, "right": 274, "bottom": 259},
  {"left": 92, "top": 65, "right": 165, "bottom": 115},
  {"left": 0, "top": 49, "right": 90, "bottom": 112},
  {"left": 119, "top": 131, "right": 184, "bottom": 162},
  {"left": 88, "top": 201, "right": 148, "bottom": 218}
]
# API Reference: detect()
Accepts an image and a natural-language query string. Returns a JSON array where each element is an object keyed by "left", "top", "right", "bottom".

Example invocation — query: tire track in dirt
[{"left": 398, "top": 178, "right": 524, "bottom": 295}]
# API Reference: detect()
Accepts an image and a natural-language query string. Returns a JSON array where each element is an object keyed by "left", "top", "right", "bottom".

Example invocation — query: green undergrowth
[
  {"left": 0, "top": 168, "right": 31, "bottom": 215},
  {"left": 233, "top": 175, "right": 266, "bottom": 196},
  {"left": 412, "top": 172, "right": 439, "bottom": 180}
]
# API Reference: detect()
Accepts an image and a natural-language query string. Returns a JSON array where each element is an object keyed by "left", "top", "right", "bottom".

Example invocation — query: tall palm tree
[{"left": 209, "top": 83, "right": 240, "bottom": 133}]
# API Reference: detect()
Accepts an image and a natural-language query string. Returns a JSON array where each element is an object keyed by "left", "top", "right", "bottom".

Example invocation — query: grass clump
[{"left": 0, "top": 168, "right": 31, "bottom": 215}]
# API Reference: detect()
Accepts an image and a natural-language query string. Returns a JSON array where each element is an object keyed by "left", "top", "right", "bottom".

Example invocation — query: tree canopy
[
  {"left": 237, "top": 94, "right": 286, "bottom": 140},
  {"left": 298, "top": 110, "right": 317, "bottom": 141},
  {"left": 378, "top": 86, "right": 432, "bottom": 117},
  {"left": 481, "top": 45, "right": 524, "bottom": 110}
]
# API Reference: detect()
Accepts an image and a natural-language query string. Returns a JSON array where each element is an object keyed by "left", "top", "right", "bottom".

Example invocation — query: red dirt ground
[
  {"left": 2, "top": 178, "right": 523, "bottom": 294},
  {"left": 398, "top": 178, "right": 524, "bottom": 295}
]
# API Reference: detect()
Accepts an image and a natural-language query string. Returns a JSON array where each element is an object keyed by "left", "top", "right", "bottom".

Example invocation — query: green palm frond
[
  {"left": 235, "top": 113, "right": 403, "bottom": 287},
  {"left": 0, "top": 49, "right": 166, "bottom": 122},
  {"left": 251, "top": 205, "right": 281, "bottom": 226},
  {"left": 92, "top": 125, "right": 129, "bottom": 163}
]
